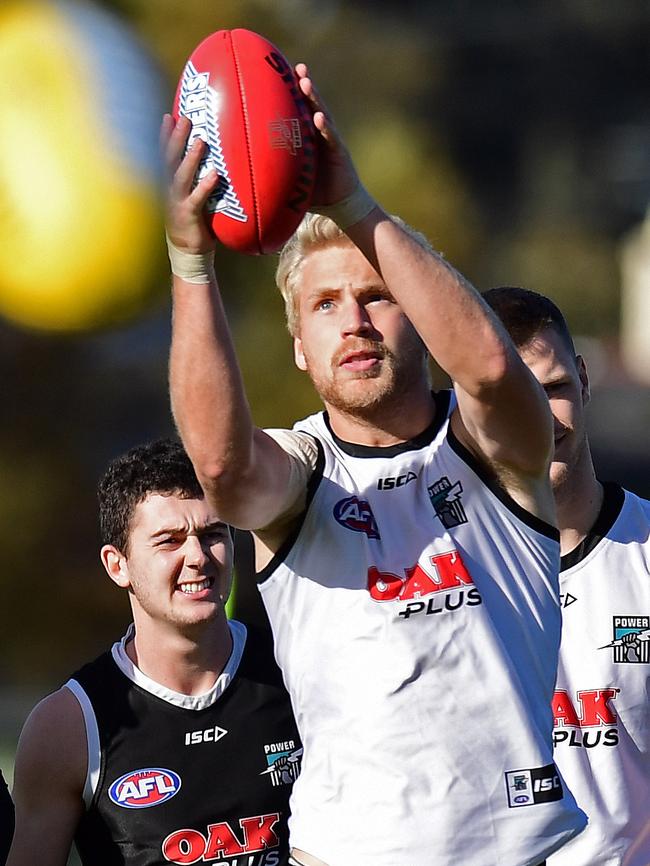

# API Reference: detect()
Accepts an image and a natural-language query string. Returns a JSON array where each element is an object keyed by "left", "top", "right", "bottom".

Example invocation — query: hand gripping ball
[
  {"left": 172, "top": 29, "right": 317, "bottom": 255},
  {"left": 0, "top": 1, "right": 165, "bottom": 332}
]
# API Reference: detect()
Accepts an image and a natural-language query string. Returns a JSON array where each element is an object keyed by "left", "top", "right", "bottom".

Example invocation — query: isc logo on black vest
[{"left": 184, "top": 725, "right": 228, "bottom": 746}]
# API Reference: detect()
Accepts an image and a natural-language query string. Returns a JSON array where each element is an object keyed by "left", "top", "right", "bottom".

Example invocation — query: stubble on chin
[
  {"left": 306, "top": 339, "right": 429, "bottom": 418},
  {"left": 308, "top": 358, "right": 396, "bottom": 416}
]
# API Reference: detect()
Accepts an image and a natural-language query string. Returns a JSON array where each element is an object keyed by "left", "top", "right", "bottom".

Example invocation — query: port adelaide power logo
[
  {"left": 599, "top": 615, "right": 650, "bottom": 664},
  {"left": 258, "top": 739, "right": 302, "bottom": 787},
  {"left": 428, "top": 476, "right": 467, "bottom": 529}
]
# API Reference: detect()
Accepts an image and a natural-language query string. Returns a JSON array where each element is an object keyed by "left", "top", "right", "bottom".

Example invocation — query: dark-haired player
[
  {"left": 162, "top": 63, "right": 586, "bottom": 866},
  {"left": 484, "top": 287, "right": 650, "bottom": 866},
  {"left": 7, "top": 439, "right": 300, "bottom": 866}
]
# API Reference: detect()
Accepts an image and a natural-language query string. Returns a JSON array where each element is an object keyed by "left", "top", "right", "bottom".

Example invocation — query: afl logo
[
  {"left": 108, "top": 768, "right": 181, "bottom": 809},
  {"left": 333, "top": 496, "right": 380, "bottom": 539}
]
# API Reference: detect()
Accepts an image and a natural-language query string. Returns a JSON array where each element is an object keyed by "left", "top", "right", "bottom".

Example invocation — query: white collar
[{"left": 110, "top": 620, "right": 247, "bottom": 711}]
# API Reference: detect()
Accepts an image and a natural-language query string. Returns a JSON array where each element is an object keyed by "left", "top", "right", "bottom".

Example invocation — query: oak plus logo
[
  {"left": 367, "top": 548, "right": 482, "bottom": 620},
  {"left": 552, "top": 688, "right": 619, "bottom": 748},
  {"left": 599, "top": 615, "right": 650, "bottom": 664},
  {"left": 333, "top": 496, "right": 380, "bottom": 539},
  {"left": 162, "top": 813, "right": 281, "bottom": 864}
]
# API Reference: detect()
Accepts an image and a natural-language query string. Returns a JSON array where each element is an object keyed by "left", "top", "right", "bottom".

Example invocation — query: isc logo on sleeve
[
  {"left": 505, "top": 763, "right": 563, "bottom": 808},
  {"left": 108, "top": 768, "right": 182, "bottom": 809}
]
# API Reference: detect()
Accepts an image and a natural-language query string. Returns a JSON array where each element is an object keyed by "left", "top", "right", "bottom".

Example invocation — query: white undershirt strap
[{"left": 64, "top": 678, "right": 101, "bottom": 810}]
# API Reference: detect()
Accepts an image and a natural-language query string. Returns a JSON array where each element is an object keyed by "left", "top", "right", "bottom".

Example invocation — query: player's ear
[
  {"left": 294, "top": 335, "right": 307, "bottom": 371},
  {"left": 100, "top": 545, "right": 131, "bottom": 589},
  {"left": 576, "top": 355, "right": 590, "bottom": 406}
]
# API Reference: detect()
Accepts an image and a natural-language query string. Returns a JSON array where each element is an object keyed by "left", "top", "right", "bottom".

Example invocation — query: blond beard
[{"left": 304, "top": 340, "right": 429, "bottom": 419}]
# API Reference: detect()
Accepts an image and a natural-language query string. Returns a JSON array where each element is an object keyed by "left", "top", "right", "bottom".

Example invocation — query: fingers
[
  {"left": 312, "top": 111, "right": 329, "bottom": 137},
  {"left": 295, "top": 64, "right": 327, "bottom": 116},
  {"left": 173, "top": 137, "right": 207, "bottom": 193},
  {"left": 293, "top": 62, "right": 360, "bottom": 206},
  {"left": 162, "top": 111, "right": 219, "bottom": 251},
  {"left": 162, "top": 113, "right": 219, "bottom": 201},
  {"left": 162, "top": 114, "right": 194, "bottom": 179},
  {"left": 294, "top": 63, "right": 339, "bottom": 147},
  {"left": 189, "top": 167, "right": 219, "bottom": 209},
  {"left": 159, "top": 112, "right": 174, "bottom": 152}
]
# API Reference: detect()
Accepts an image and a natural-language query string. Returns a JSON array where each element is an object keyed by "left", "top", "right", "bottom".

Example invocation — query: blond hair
[{"left": 275, "top": 212, "right": 435, "bottom": 336}]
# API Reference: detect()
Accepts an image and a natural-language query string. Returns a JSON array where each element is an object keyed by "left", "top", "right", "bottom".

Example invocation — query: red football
[{"left": 172, "top": 29, "right": 317, "bottom": 255}]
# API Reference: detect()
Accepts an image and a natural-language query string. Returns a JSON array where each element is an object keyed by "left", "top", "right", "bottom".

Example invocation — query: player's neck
[
  {"left": 125, "top": 614, "right": 233, "bottom": 696},
  {"left": 555, "top": 456, "right": 603, "bottom": 556},
  {"left": 325, "top": 383, "right": 436, "bottom": 446}
]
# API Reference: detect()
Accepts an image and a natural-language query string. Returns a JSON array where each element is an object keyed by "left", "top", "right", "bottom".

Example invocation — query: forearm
[
  {"left": 346, "top": 210, "right": 514, "bottom": 394},
  {"left": 163, "top": 116, "right": 302, "bottom": 529},
  {"left": 346, "top": 209, "right": 552, "bottom": 473},
  {"left": 170, "top": 273, "right": 255, "bottom": 494}
]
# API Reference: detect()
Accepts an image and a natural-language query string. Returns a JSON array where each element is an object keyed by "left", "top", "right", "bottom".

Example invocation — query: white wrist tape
[
  {"left": 166, "top": 235, "right": 215, "bottom": 284},
  {"left": 311, "top": 182, "right": 376, "bottom": 229}
]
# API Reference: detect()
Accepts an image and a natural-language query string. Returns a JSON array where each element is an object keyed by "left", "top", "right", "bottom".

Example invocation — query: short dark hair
[
  {"left": 98, "top": 438, "right": 204, "bottom": 553},
  {"left": 482, "top": 286, "right": 576, "bottom": 355}
]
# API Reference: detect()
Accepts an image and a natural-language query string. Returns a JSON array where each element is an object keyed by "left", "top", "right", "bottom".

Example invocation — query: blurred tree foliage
[{"left": 1, "top": 0, "right": 648, "bottom": 692}]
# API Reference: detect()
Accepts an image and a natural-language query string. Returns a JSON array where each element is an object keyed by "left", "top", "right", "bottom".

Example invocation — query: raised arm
[
  {"left": 7, "top": 690, "right": 85, "bottom": 866},
  {"left": 297, "top": 66, "right": 554, "bottom": 502},
  {"left": 164, "top": 116, "right": 310, "bottom": 531},
  {"left": 350, "top": 215, "right": 553, "bottom": 480}
]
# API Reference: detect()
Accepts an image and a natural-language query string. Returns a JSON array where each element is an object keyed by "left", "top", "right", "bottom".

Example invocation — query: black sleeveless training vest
[{"left": 71, "top": 624, "right": 300, "bottom": 866}]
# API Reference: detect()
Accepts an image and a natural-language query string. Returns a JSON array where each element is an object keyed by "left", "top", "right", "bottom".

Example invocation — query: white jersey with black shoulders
[
  {"left": 258, "top": 391, "right": 586, "bottom": 866},
  {"left": 549, "top": 482, "right": 650, "bottom": 866}
]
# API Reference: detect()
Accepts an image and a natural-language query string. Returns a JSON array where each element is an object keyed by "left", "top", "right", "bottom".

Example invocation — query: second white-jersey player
[
  {"left": 485, "top": 287, "right": 650, "bottom": 866},
  {"left": 551, "top": 483, "right": 650, "bottom": 866}
]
